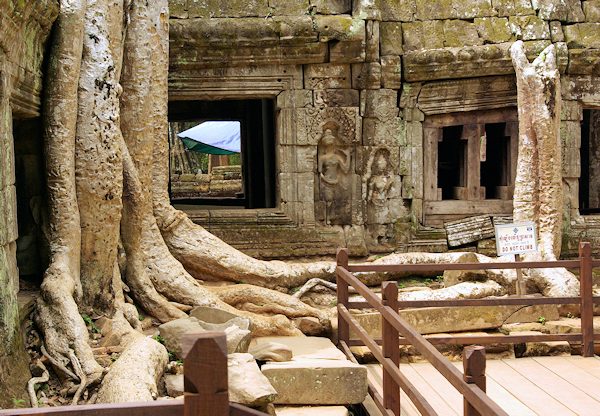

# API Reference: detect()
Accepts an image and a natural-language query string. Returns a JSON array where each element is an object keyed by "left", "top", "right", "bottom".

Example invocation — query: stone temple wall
[
  {"left": 168, "top": 0, "right": 600, "bottom": 258},
  {"left": 0, "top": 0, "right": 58, "bottom": 406}
]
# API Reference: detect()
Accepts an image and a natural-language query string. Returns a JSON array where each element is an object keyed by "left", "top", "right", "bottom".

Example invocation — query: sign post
[{"left": 494, "top": 222, "right": 538, "bottom": 296}]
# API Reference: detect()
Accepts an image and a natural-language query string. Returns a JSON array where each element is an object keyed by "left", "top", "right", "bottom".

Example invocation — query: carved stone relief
[
  {"left": 297, "top": 106, "right": 360, "bottom": 146},
  {"left": 589, "top": 111, "right": 600, "bottom": 209},
  {"left": 316, "top": 121, "right": 354, "bottom": 225},
  {"left": 362, "top": 147, "right": 402, "bottom": 243}
]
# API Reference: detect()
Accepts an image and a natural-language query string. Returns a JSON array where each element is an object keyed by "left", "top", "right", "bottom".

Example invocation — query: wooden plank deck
[{"left": 366, "top": 356, "right": 600, "bottom": 416}]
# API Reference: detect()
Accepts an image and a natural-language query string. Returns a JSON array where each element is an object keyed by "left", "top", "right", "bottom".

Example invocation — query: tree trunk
[
  {"left": 511, "top": 40, "right": 563, "bottom": 259},
  {"left": 510, "top": 40, "right": 579, "bottom": 296},
  {"left": 75, "top": 0, "right": 123, "bottom": 314}
]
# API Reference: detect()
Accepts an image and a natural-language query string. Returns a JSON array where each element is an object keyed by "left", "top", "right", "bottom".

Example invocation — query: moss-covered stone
[
  {"left": 380, "top": 22, "right": 403, "bottom": 55},
  {"left": 275, "top": 16, "right": 318, "bottom": 43},
  {"left": 0, "top": 186, "right": 17, "bottom": 247},
  {"left": 583, "top": 0, "right": 600, "bottom": 22},
  {"left": 549, "top": 20, "right": 565, "bottom": 42},
  {"left": 309, "top": 0, "right": 351, "bottom": 15},
  {"left": 415, "top": 0, "right": 455, "bottom": 20},
  {"left": 475, "top": 17, "right": 513, "bottom": 43},
  {"left": 0, "top": 330, "right": 31, "bottom": 409},
  {"left": 377, "top": 0, "right": 416, "bottom": 22},
  {"left": 567, "top": 47, "right": 600, "bottom": 74},
  {"left": 187, "top": 0, "right": 271, "bottom": 18},
  {"left": 269, "top": 0, "right": 310, "bottom": 16},
  {"left": 305, "top": 64, "right": 352, "bottom": 89},
  {"left": 508, "top": 15, "right": 550, "bottom": 40},
  {"left": 314, "top": 16, "right": 365, "bottom": 42},
  {"left": 535, "top": 0, "right": 585, "bottom": 22},
  {"left": 169, "top": 0, "right": 188, "bottom": 18},
  {"left": 415, "top": 0, "right": 495, "bottom": 20},
  {"left": 564, "top": 22, "right": 600, "bottom": 48},
  {"left": 492, "top": 0, "right": 535, "bottom": 16},
  {"left": 402, "top": 21, "right": 444, "bottom": 51},
  {"left": 351, "top": 62, "right": 382, "bottom": 89},
  {"left": 0, "top": 241, "right": 29, "bottom": 409},
  {"left": 443, "top": 20, "right": 483, "bottom": 47},
  {"left": 381, "top": 55, "right": 402, "bottom": 89},
  {"left": 452, "top": 0, "right": 497, "bottom": 19},
  {"left": 329, "top": 40, "right": 366, "bottom": 63}
]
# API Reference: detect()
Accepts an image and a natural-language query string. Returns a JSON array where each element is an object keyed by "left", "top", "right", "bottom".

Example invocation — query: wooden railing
[
  {"left": 0, "top": 332, "right": 268, "bottom": 416},
  {"left": 336, "top": 241, "right": 598, "bottom": 416}
]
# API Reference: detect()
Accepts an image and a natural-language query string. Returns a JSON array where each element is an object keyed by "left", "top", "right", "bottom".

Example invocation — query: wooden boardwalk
[{"left": 366, "top": 356, "right": 600, "bottom": 416}]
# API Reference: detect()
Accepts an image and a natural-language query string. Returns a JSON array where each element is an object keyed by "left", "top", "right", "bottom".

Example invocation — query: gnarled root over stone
[
  {"left": 96, "top": 316, "right": 168, "bottom": 403},
  {"left": 160, "top": 211, "right": 335, "bottom": 289}
]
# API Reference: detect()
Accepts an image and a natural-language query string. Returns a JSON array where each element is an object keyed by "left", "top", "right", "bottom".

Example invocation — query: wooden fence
[
  {"left": 336, "top": 241, "right": 599, "bottom": 416},
  {"left": 0, "top": 332, "right": 268, "bottom": 416}
]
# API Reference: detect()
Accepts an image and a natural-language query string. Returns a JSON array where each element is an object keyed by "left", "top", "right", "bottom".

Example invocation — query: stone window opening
[
  {"left": 423, "top": 109, "right": 518, "bottom": 227},
  {"left": 480, "top": 122, "right": 513, "bottom": 199},
  {"left": 167, "top": 99, "right": 276, "bottom": 210},
  {"left": 579, "top": 109, "right": 600, "bottom": 215},
  {"left": 434, "top": 121, "right": 514, "bottom": 201},
  {"left": 438, "top": 125, "right": 467, "bottom": 200}
]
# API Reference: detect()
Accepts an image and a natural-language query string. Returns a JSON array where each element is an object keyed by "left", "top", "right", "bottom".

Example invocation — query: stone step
[
  {"left": 249, "top": 336, "right": 347, "bottom": 361},
  {"left": 261, "top": 359, "right": 367, "bottom": 405},
  {"left": 275, "top": 405, "right": 349, "bottom": 415}
]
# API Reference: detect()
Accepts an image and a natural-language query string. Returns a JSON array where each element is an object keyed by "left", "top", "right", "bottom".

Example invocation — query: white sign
[{"left": 494, "top": 222, "right": 538, "bottom": 256}]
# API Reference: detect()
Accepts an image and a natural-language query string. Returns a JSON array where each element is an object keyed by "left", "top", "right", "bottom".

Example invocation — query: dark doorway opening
[
  {"left": 13, "top": 117, "right": 48, "bottom": 284},
  {"left": 480, "top": 122, "right": 510, "bottom": 199},
  {"left": 438, "top": 125, "right": 466, "bottom": 200},
  {"left": 168, "top": 99, "right": 276, "bottom": 209}
]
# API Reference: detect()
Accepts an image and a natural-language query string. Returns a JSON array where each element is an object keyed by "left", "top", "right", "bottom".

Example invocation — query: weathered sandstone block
[
  {"left": 250, "top": 336, "right": 347, "bottom": 361},
  {"left": 229, "top": 353, "right": 278, "bottom": 406},
  {"left": 262, "top": 359, "right": 367, "bottom": 405},
  {"left": 351, "top": 303, "right": 560, "bottom": 338}
]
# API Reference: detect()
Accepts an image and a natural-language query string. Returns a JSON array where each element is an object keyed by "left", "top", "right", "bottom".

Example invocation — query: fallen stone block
[
  {"left": 249, "top": 336, "right": 346, "bottom": 361},
  {"left": 229, "top": 353, "right": 278, "bottom": 407},
  {"left": 249, "top": 341, "right": 293, "bottom": 362},
  {"left": 293, "top": 317, "right": 329, "bottom": 336},
  {"left": 262, "top": 359, "right": 367, "bottom": 405},
  {"left": 159, "top": 316, "right": 251, "bottom": 358},
  {"left": 164, "top": 374, "right": 183, "bottom": 397},
  {"left": 544, "top": 317, "right": 600, "bottom": 334},
  {"left": 351, "top": 303, "right": 559, "bottom": 338}
]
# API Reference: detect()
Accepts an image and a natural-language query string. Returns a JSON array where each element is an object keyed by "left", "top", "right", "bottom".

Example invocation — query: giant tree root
[
  {"left": 396, "top": 281, "right": 504, "bottom": 301},
  {"left": 160, "top": 212, "right": 335, "bottom": 290},
  {"left": 96, "top": 314, "right": 168, "bottom": 403}
]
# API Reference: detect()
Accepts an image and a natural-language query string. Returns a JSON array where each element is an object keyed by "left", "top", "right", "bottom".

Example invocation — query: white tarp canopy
[{"left": 177, "top": 121, "right": 241, "bottom": 155}]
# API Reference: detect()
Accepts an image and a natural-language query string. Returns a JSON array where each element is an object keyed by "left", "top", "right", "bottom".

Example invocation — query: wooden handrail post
[
  {"left": 463, "top": 345, "right": 486, "bottom": 416},
  {"left": 579, "top": 242, "right": 595, "bottom": 357},
  {"left": 382, "top": 281, "right": 401, "bottom": 416},
  {"left": 182, "top": 331, "right": 229, "bottom": 416},
  {"left": 337, "top": 248, "right": 350, "bottom": 347}
]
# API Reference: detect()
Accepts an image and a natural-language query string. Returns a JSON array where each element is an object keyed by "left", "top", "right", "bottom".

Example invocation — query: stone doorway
[{"left": 13, "top": 117, "right": 48, "bottom": 285}]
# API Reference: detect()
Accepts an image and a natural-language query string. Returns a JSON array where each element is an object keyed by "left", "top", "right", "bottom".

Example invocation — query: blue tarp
[{"left": 177, "top": 121, "right": 241, "bottom": 155}]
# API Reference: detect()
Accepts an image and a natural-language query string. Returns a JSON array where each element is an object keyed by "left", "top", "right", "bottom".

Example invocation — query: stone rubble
[{"left": 159, "top": 316, "right": 251, "bottom": 358}]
